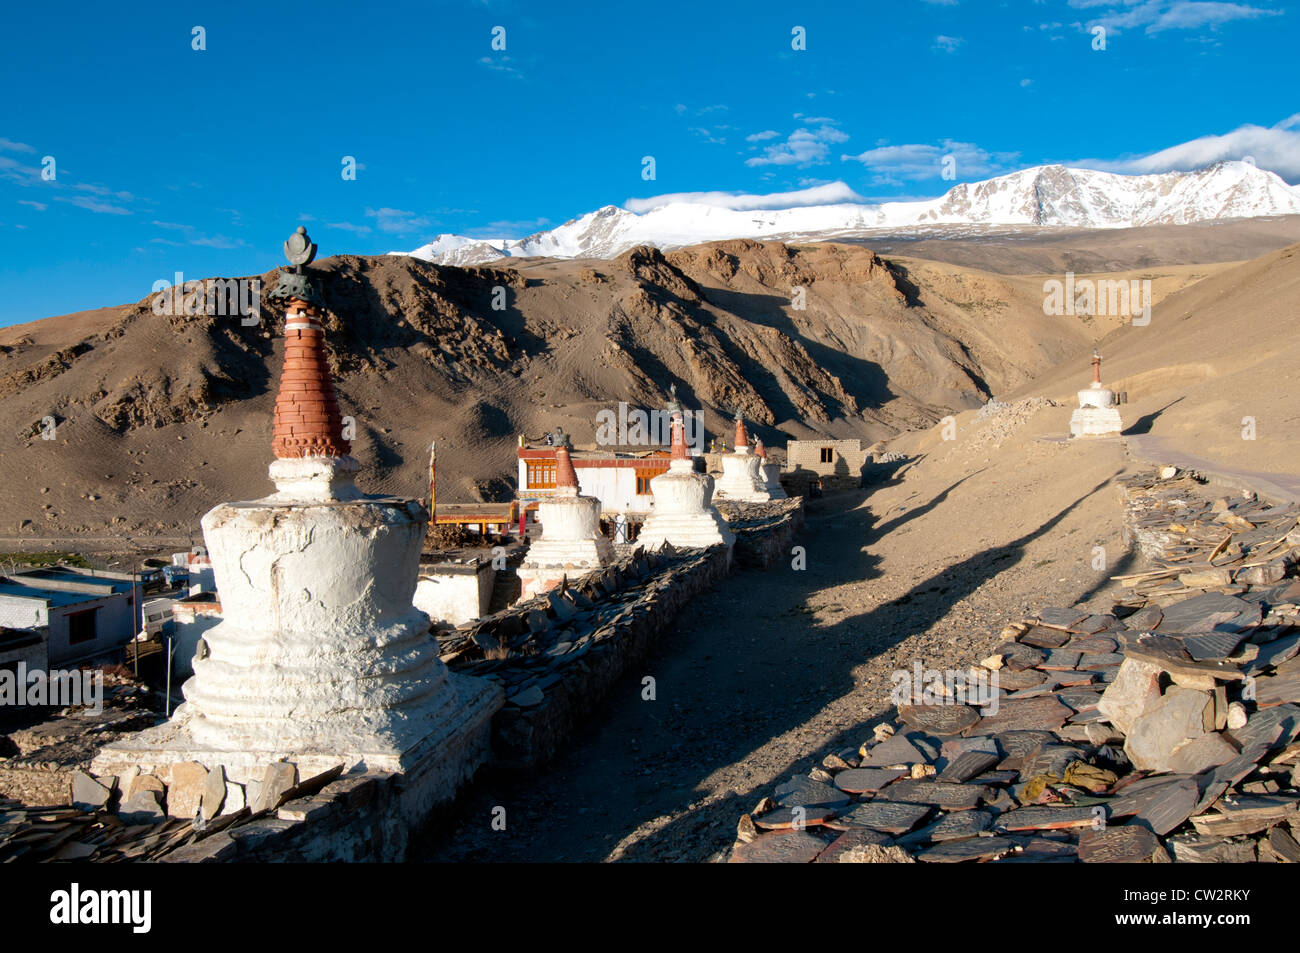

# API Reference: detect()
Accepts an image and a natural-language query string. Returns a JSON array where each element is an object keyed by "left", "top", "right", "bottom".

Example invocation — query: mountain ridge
[{"left": 400, "top": 161, "right": 1300, "bottom": 266}]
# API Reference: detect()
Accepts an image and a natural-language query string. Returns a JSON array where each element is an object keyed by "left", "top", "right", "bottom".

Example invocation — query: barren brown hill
[{"left": 0, "top": 239, "right": 1121, "bottom": 545}]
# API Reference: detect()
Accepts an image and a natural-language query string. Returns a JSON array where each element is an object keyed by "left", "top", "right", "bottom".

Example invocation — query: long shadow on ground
[{"left": 417, "top": 474, "right": 1116, "bottom": 863}]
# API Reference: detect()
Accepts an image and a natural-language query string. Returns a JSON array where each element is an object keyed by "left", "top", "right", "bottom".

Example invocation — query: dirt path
[{"left": 418, "top": 413, "right": 1136, "bottom": 862}]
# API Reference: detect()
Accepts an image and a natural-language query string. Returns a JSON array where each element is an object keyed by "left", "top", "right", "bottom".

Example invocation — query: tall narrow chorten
[
  {"left": 94, "top": 227, "right": 501, "bottom": 785},
  {"left": 515, "top": 428, "right": 615, "bottom": 600},
  {"left": 714, "top": 411, "right": 771, "bottom": 501},
  {"left": 1069, "top": 348, "right": 1123, "bottom": 438},
  {"left": 753, "top": 439, "right": 787, "bottom": 499},
  {"left": 637, "top": 391, "right": 735, "bottom": 553}
]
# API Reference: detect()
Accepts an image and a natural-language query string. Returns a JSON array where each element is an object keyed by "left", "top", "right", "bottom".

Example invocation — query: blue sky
[{"left": 1, "top": 0, "right": 1297, "bottom": 325}]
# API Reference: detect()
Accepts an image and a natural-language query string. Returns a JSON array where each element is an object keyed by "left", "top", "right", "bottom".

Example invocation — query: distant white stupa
[{"left": 1069, "top": 349, "right": 1123, "bottom": 438}]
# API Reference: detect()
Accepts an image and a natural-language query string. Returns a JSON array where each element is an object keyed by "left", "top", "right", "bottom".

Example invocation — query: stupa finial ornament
[
  {"left": 270, "top": 225, "right": 325, "bottom": 309},
  {"left": 665, "top": 383, "right": 681, "bottom": 417}
]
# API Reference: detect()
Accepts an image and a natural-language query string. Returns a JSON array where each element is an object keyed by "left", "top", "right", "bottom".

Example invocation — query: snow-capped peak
[{"left": 397, "top": 162, "right": 1300, "bottom": 266}]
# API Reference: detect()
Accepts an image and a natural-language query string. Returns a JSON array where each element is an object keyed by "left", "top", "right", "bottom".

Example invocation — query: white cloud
[
  {"left": 624, "top": 181, "right": 867, "bottom": 213},
  {"left": 17, "top": 199, "right": 46, "bottom": 211},
  {"left": 745, "top": 125, "right": 850, "bottom": 167},
  {"left": 1071, "top": 114, "right": 1300, "bottom": 182},
  {"left": 842, "top": 140, "right": 1020, "bottom": 182},
  {"left": 365, "top": 207, "right": 432, "bottom": 233},
  {"left": 1070, "top": 1, "right": 1281, "bottom": 34},
  {"left": 745, "top": 130, "right": 781, "bottom": 142},
  {"left": 933, "top": 35, "right": 964, "bottom": 53}
]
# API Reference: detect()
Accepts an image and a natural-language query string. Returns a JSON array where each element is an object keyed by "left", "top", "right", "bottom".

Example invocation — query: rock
[
  {"left": 251, "top": 762, "right": 298, "bottom": 814},
  {"left": 971, "top": 695, "right": 1072, "bottom": 734},
  {"left": 833, "top": 801, "right": 932, "bottom": 835},
  {"left": 167, "top": 761, "right": 208, "bottom": 819},
  {"left": 774, "top": 776, "right": 850, "bottom": 810},
  {"left": 222, "top": 781, "right": 246, "bottom": 816},
  {"left": 1227, "top": 701, "right": 1248, "bottom": 729},
  {"left": 1125, "top": 687, "right": 1214, "bottom": 772},
  {"left": 735, "top": 814, "right": 759, "bottom": 844},
  {"left": 813, "top": 828, "right": 894, "bottom": 863},
  {"left": 200, "top": 765, "right": 227, "bottom": 820},
  {"left": 834, "top": 768, "right": 907, "bottom": 794},
  {"left": 872, "top": 723, "right": 895, "bottom": 743},
  {"left": 125, "top": 773, "right": 165, "bottom": 803},
  {"left": 728, "top": 831, "right": 827, "bottom": 863},
  {"left": 508, "top": 685, "right": 545, "bottom": 707},
  {"left": 835, "top": 843, "right": 914, "bottom": 864},
  {"left": 1166, "top": 833, "right": 1257, "bottom": 863},
  {"left": 1078, "top": 825, "right": 1163, "bottom": 863},
  {"left": 898, "top": 703, "right": 980, "bottom": 736},
  {"left": 70, "top": 770, "right": 111, "bottom": 811},
  {"left": 1167, "top": 731, "right": 1239, "bottom": 775},
  {"left": 119, "top": 790, "right": 166, "bottom": 824}
]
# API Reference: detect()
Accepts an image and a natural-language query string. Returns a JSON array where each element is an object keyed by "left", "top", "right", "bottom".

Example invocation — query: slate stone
[
  {"left": 970, "top": 696, "right": 1071, "bottom": 734},
  {"left": 1020, "top": 626, "right": 1072, "bottom": 649},
  {"left": 996, "top": 642, "right": 1047, "bottom": 671},
  {"left": 70, "top": 771, "right": 111, "bottom": 812},
  {"left": 993, "top": 730, "right": 1058, "bottom": 760},
  {"left": 1076, "top": 615, "right": 1118, "bottom": 635},
  {"left": 1190, "top": 795, "right": 1299, "bottom": 837},
  {"left": 860, "top": 731, "right": 931, "bottom": 767},
  {"left": 834, "top": 768, "right": 907, "bottom": 794},
  {"left": 728, "top": 831, "right": 829, "bottom": 863},
  {"left": 1078, "top": 825, "right": 1162, "bottom": 863},
  {"left": 1124, "top": 605, "right": 1163, "bottom": 631},
  {"left": 1158, "top": 592, "right": 1261, "bottom": 633},
  {"left": 833, "top": 801, "right": 933, "bottom": 835},
  {"left": 897, "top": 809, "right": 992, "bottom": 846},
  {"left": 1166, "top": 833, "right": 1257, "bottom": 863},
  {"left": 1057, "top": 688, "right": 1103, "bottom": 713},
  {"left": 996, "top": 805, "right": 1104, "bottom": 831},
  {"left": 1167, "top": 731, "right": 1240, "bottom": 775},
  {"left": 1122, "top": 632, "right": 1245, "bottom": 683},
  {"left": 939, "top": 750, "right": 1000, "bottom": 783},
  {"left": 1097, "top": 658, "right": 1164, "bottom": 734},
  {"left": 508, "top": 685, "right": 545, "bottom": 707},
  {"left": 1178, "top": 631, "right": 1248, "bottom": 662},
  {"left": 1244, "top": 632, "right": 1300, "bottom": 676},
  {"left": 875, "top": 779, "right": 992, "bottom": 811},
  {"left": 996, "top": 669, "right": 1047, "bottom": 690},
  {"left": 1041, "top": 649, "right": 1082, "bottom": 671},
  {"left": 996, "top": 837, "right": 1079, "bottom": 863},
  {"left": 897, "top": 703, "right": 981, "bottom": 736},
  {"left": 1268, "top": 825, "right": 1300, "bottom": 863},
  {"left": 1255, "top": 657, "right": 1300, "bottom": 708},
  {"left": 1020, "top": 743, "right": 1085, "bottom": 779},
  {"left": 119, "top": 790, "right": 166, "bottom": 824},
  {"left": 917, "top": 835, "right": 1025, "bottom": 862},
  {"left": 1069, "top": 635, "right": 1119, "bottom": 654},
  {"left": 774, "top": 776, "right": 851, "bottom": 810},
  {"left": 1038, "top": 607, "right": 1089, "bottom": 629},
  {"left": 251, "top": 762, "right": 298, "bottom": 814},
  {"left": 1108, "top": 776, "right": 1200, "bottom": 836},
  {"left": 1125, "top": 688, "right": 1214, "bottom": 772},
  {"left": 753, "top": 805, "right": 838, "bottom": 830},
  {"left": 1077, "top": 653, "right": 1126, "bottom": 671},
  {"left": 813, "top": 828, "right": 895, "bottom": 863},
  {"left": 167, "top": 761, "right": 208, "bottom": 819}
]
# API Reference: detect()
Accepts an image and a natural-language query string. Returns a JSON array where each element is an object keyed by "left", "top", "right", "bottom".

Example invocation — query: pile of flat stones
[
  {"left": 438, "top": 546, "right": 714, "bottom": 711},
  {"left": 729, "top": 469, "right": 1300, "bottom": 863},
  {"left": 0, "top": 761, "right": 356, "bottom": 862}
]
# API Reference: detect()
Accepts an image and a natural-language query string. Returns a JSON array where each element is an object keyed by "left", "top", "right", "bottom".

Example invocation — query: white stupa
[
  {"left": 1069, "top": 349, "right": 1124, "bottom": 438},
  {"left": 637, "top": 395, "right": 735, "bottom": 552},
  {"left": 753, "top": 439, "right": 787, "bottom": 499},
  {"left": 714, "top": 412, "right": 772, "bottom": 502},
  {"left": 515, "top": 428, "right": 615, "bottom": 600},
  {"left": 93, "top": 228, "right": 501, "bottom": 786}
]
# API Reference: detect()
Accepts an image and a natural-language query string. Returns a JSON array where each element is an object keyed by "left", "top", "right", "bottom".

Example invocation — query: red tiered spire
[
  {"left": 670, "top": 412, "right": 689, "bottom": 461},
  {"left": 1091, "top": 348, "right": 1103, "bottom": 385},
  {"left": 734, "top": 413, "right": 749, "bottom": 451},
  {"left": 754, "top": 439, "right": 766, "bottom": 459},
  {"left": 555, "top": 443, "right": 579, "bottom": 492},
  {"left": 271, "top": 299, "right": 351, "bottom": 459}
]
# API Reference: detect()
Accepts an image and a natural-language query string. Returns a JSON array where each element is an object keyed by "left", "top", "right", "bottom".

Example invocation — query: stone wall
[{"left": 785, "top": 439, "right": 868, "bottom": 491}]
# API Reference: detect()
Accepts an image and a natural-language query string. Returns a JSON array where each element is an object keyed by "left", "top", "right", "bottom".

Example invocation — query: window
[
  {"left": 526, "top": 461, "right": 556, "bottom": 488},
  {"left": 820, "top": 447, "right": 834, "bottom": 464},
  {"left": 636, "top": 467, "right": 667, "bottom": 495},
  {"left": 67, "top": 608, "right": 98, "bottom": 645}
]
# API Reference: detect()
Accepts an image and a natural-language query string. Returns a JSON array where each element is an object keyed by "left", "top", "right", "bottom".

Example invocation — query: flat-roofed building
[{"left": 0, "top": 569, "right": 134, "bottom": 667}]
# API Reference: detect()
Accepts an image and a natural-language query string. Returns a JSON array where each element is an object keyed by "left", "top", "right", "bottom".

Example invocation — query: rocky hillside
[{"left": 0, "top": 240, "right": 1112, "bottom": 542}]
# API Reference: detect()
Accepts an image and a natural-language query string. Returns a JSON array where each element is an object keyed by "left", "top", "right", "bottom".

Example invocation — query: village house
[
  {"left": 784, "top": 437, "right": 870, "bottom": 492},
  {"left": 0, "top": 567, "right": 135, "bottom": 667}
]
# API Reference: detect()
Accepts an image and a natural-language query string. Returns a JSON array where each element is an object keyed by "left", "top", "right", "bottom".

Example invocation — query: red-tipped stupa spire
[
  {"left": 734, "top": 413, "right": 749, "bottom": 450},
  {"left": 272, "top": 298, "right": 351, "bottom": 459},
  {"left": 670, "top": 412, "right": 689, "bottom": 461}
]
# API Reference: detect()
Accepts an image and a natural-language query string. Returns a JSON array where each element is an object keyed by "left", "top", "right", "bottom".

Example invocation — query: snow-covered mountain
[{"left": 397, "top": 162, "right": 1300, "bottom": 266}]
